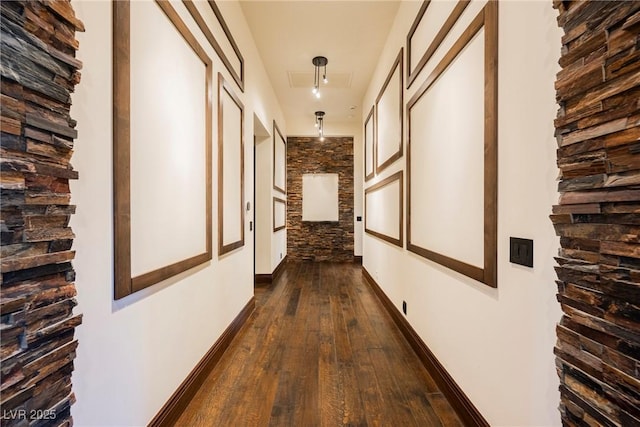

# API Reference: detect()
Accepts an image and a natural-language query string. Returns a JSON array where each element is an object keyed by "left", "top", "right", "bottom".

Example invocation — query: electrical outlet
[
  {"left": 402, "top": 301, "right": 407, "bottom": 315},
  {"left": 510, "top": 237, "right": 533, "bottom": 267}
]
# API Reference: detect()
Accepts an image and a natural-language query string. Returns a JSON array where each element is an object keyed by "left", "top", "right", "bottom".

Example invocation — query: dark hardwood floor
[{"left": 177, "top": 262, "right": 462, "bottom": 426}]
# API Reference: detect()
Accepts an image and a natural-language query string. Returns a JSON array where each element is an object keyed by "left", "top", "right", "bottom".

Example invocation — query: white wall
[
  {"left": 70, "top": 0, "right": 285, "bottom": 424},
  {"left": 362, "top": 1, "right": 563, "bottom": 426},
  {"left": 255, "top": 132, "right": 272, "bottom": 275}
]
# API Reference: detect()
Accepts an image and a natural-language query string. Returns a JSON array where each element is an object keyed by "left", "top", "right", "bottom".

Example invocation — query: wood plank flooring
[{"left": 177, "top": 262, "right": 462, "bottom": 426}]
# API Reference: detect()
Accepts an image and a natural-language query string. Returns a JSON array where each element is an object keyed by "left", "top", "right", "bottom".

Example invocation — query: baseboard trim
[
  {"left": 254, "top": 255, "right": 287, "bottom": 285},
  {"left": 362, "top": 268, "right": 489, "bottom": 427},
  {"left": 148, "top": 297, "right": 256, "bottom": 427},
  {"left": 255, "top": 274, "right": 271, "bottom": 284},
  {"left": 353, "top": 255, "right": 363, "bottom": 264},
  {"left": 273, "top": 255, "right": 287, "bottom": 280}
]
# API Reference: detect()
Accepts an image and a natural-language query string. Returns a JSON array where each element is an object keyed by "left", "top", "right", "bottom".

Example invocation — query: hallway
[
  {"left": 3, "top": 0, "right": 637, "bottom": 425},
  {"left": 177, "top": 262, "right": 461, "bottom": 426}
]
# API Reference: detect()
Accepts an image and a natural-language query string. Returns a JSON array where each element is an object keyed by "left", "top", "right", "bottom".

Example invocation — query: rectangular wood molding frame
[
  {"left": 365, "top": 170, "right": 404, "bottom": 247},
  {"left": 364, "top": 105, "right": 376, "bottom": 181},
  {"left": 218, "top": 72, "right": 245, "bottom": 256},
  {"left": 113, "top": 0, "right": 213, "bottom": 299},
  {"left": 182, "top": 0, "right": 244, "bottom": 92},
  {"left": 406, "top": 0, "right": 471, "bottom": 89},
  {"left": 273, "top": 120, "right": 287, "bottom": 194},
  {"left": 375, "top": 48, "right": 404, "bottom": 174},
  {"left": 273, "top": 197, "right": 286, "bottom": 232},
  {"left": 362, "top": 268, "right": 489, "bottom": 427},
  {"left": 406, "top": 1, "right": 498, "bottom": 288}
]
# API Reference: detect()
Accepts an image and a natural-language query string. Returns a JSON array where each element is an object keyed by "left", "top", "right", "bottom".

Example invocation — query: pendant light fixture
[
  {"left": 312, "top": 56, "right": 328, "bottom": 99},
  {"left": 315, "top": 111, "right": 325, "bottom": 141}
]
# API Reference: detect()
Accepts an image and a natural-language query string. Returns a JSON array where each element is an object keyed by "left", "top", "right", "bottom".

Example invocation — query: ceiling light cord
[
  {"left": 315, "top": 111, "right": 325, "bottom": 141},
  {"left": 312, "top": 56, "right": 328, "bottom": 99},
  {"left": 312, "top": 64, "right": 318, "bottom": 95}
]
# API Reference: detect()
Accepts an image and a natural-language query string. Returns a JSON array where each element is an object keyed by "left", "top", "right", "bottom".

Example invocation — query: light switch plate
[{"left": 510, "top": 237, "right": 533, "bottom": 267}]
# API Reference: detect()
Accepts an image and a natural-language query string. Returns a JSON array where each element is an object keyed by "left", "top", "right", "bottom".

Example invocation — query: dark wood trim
[
  {"left": 273, "top": 197, "right": 286, "bottom": 232},
  {"left": 407, "top": 7, "right": 484, "bottom": 107},
  {"left": 406, "top": 246, "right": 484, "bottom": 283},
  {"left": 374, "top": 48, "right": 404, "bottom": 175},
  {"left": 182, "top": 0, "right": 244, "bottom": 92},
  {"left": 254, "top": 255, "right": 288, "bottom": 285},
  {"left": 405, "top": 0, "right": 430, "bottom": 79},
  {"left": 208, "top": 1, "right": 244, "bottom": 92},
  {"left": 406, "top": 0, "right": 471, "bottom": 89},
  {"left": 353, "top": 256, "right": 363, "bottom": 265},
  {"left": 364, "top": 105, "right": 376, "bottom": 181},
  {"left": 132, "top": 253, "right": 212, "bottom": 293},
  {"left": 113, "top": 0, "right": 213, "bottom": 299},
  {"left": 272, "top": 120, "right": 286, "bottom": 194},
  {"left": 272, "top": 254, "right": 287, "bottom": 280},
  {"left": 218, "top": 72, "right": 245, "bottom": 256},
  {"left": 254, "top": 274, "right": 271, "bottom": 284},
  {"left": 148, "top": 297, "right": 255, "bottom": 427},
  {"left": 483, "top": 0, "right": 498, "bottom": 288},
  {"left": 406, "top": 1, "right": 498, "bottom": 288},
  {"left": 364, "top": 170, "right": 403, "bottom": 248},
  {"left": 361, "top": 268, "right": 489, "bottom": 427},
  {"left": 113, "top": 0, "right": 131, "bottom": 300}
]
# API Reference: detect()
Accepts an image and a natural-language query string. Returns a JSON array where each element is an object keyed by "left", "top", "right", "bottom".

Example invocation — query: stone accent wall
[
  {"left": 287, "top": 136, "right": 354, "bottom": 262},
  {"left": 1, "top": 1, "right": 83, "bottom": 425},
  {"left": 551, "top": 1, "right": 639, "bottom": 426}
]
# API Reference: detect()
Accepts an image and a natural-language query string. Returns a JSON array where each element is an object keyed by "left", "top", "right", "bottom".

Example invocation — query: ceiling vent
[{"left": 287, "top": 71, "right": 352, "bottom": 89}]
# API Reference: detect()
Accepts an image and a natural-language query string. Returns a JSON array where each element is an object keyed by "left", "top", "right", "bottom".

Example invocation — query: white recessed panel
[
  {"left": 302, "top": 173, "right": 339, "bottom": 222},
  {"left": 364, "top": 109, "right": 374, "bottom": 179},
  {"left": 222, "top": 92, "right": 243, "bottom": 245},
  {"left": 377, "top": 64, "right": 401, "bottom": 168},
  {"left": 273, "top": 198, "right": 286, "bottom": 231},
  {"left": 129, "top": 0, "right": 207, "bottom": 276},
  {"left": 274, "top": 127, "right": 286, "bottom": 192},
  {"left": 410, "top": 30, "right": 485, "bottom": 268},
  {"left": 366, "top": 179, "right": 401, "bottom": 241}
]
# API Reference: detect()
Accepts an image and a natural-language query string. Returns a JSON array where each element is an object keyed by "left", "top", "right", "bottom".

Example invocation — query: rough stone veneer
[
  {"left": 551, "top": 1, "right": 639, "bottom": 425},
  {"left": 1, "top": 1, "right": 83, "bottom": 425},
  {"left": 287, "top": 136, "right": 354, "bottom": 262}
]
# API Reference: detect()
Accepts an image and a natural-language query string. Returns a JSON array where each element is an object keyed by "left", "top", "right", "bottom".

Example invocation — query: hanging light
[
  {"left": 312, "top": 56, "right": 328, "bottom": 99},
  {"left": 315, "top": 111, "right": 325, "bottom": 141}
]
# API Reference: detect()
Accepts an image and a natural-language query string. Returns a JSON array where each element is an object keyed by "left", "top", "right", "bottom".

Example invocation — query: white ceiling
[{"left": 239, "top": 1, "right": 401, "bottom": 134}]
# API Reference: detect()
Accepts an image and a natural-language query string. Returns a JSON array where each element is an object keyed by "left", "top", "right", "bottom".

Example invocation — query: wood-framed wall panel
[
  {"left": 273, "top": 197, "right": 286, "bottom": 232},
  {"left": 218, "top": 72, "right": 245, "bottom": 256},
  {"left": 406, "top": 0, "right": 471, "bottom": 89},
  {"left": 273, "top": 120, "right": 286, "bottom": 194},
  {"left": 113, "top": 0, "right": 213, "bottom": 299},
  {"left": 375, "top": 48, "right": 403, "bottom": 175},
  {"left": 406, "top": 1, "right": 498, "bottom": 288},
  {"left": 364, "top": 105, "right": 376, "bottom": 182},
  {"left": 365, "top": 170, "right": 404, "bottom": 248},
  {"left": 183, "top": 0, "right": 244, "bottom": 92}
]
